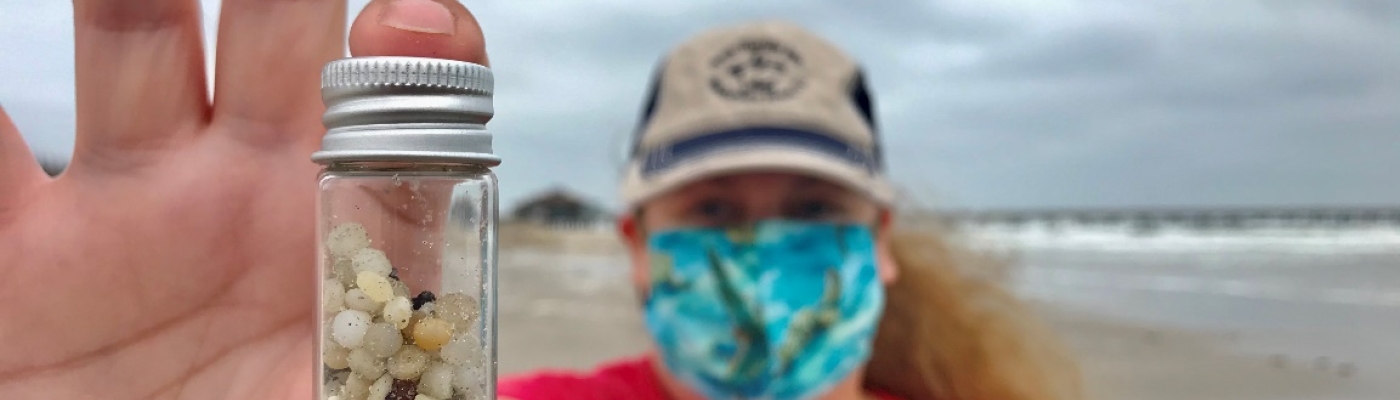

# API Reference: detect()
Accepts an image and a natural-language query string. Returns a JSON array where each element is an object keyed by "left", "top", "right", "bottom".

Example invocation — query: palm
[{"left": 0, "top": 1, "right": 488, "bottom": 399}]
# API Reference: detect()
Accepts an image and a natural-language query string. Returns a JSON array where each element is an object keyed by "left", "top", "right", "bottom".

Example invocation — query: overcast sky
[{"left": 2, "top": 0, "right": 1397, "bottom": 211}]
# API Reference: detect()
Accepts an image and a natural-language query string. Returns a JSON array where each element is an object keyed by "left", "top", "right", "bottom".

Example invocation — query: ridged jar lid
[{"left": 312, "top": 56, "right": 500, "bottom": 166}]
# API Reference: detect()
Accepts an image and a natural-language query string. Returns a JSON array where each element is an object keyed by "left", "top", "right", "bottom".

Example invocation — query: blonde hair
[{"left": 863, "top": 226, "right": 1085, "bottom": 400}]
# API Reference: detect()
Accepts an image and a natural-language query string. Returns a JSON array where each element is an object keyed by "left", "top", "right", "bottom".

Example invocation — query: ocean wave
[{"left": 954, "top": 225, "right": 1400, "bottom": 254}]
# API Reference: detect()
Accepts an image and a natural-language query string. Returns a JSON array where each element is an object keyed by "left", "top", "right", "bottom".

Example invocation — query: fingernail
[{"left": 380, "top": 0, "right": 456, "bottom": 35}]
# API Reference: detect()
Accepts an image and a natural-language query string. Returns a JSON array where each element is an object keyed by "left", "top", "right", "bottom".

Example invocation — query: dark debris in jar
[
  {"left": 412, "top": 291, "right": 436, "bottom": 310},
  {"left": 386, "top": 379, "right": 418, "bottom": 400}
]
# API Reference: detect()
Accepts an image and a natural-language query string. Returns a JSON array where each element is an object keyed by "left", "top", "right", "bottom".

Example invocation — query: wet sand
[
  {"left": 495, "top": 226, "right": 1384, "bottom": 400},
  {"left": 1039, "top": 306, "right": 1355, "bottom": 400}
]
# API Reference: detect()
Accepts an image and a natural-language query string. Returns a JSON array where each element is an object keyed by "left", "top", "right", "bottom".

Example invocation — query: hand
[{"left": 0, "top": 1, "right": 488, "bottom": 398}]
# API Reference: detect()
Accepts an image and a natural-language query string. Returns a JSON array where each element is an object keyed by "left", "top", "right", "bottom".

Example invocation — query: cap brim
[{"left": 620, "top": 145, "right": 895, "bottom": 210}]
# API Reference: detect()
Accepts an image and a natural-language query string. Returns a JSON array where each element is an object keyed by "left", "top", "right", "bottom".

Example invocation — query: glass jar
[{"left": 312, "top": 57, "right": 499, "bottom": 400}]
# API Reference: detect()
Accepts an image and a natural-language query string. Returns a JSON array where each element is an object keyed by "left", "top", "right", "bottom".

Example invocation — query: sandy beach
[{"left": 494, "top": 224, "right": 1397, "bottom": 400}]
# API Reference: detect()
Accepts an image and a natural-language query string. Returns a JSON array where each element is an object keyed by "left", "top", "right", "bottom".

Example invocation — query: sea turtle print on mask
[{"left": 643, "top": 220, "right": 885, "bottom": 400}]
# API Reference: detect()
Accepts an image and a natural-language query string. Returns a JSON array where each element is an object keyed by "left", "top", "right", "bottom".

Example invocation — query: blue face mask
[{"left": 643, "top": 219, "right": 886, "bottom": 400}]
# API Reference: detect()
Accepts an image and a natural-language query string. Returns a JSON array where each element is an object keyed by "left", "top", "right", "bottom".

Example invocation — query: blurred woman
[{"left": 499, "top": 20, "right": 1083, "bottom": 400}]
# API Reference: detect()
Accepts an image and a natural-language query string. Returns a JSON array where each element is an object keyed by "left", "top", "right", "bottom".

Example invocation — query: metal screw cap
[{"left": 312, "top": 56, "right": 499, "bottom": 166}]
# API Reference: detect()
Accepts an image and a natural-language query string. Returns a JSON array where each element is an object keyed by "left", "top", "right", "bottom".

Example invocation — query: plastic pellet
[
  {"left": 413, "top": 395, "right": 440, "bottom": 400},
  {"left": 452, "top": 363, "right": 483, "bottom": 394},
  {"left": 331, "top": 310, "right": 372, "bottom": 349},
  {"left": 388, "top": 346, "right": 430, "bottom": 381},
  {"left": 417, "top": 361, "right": 454, "bottom": 399},
  {"left": 357, "top": 271, "right": 394, "bottom": 303},
  {"left": 323, "top": 279, "right": 346, "bottom": 315},
  {"left": 368, "top": 373, "right": 394, "bottom": 400},
  {"left": 391, "top": 279, "right": 411, "bottom": 298},
  {"left": 351, "top": 248, "right": 393, "bottom": 277},
  {"left": 343, "top": 373, "right": 372, "bottom": 399},
  {"left": 348, "top": 348, "right": 386, "bottom": 380},
  {"left": 383, "top": 297, "right": 413, "bottom": 330},
  {"left": 345, "top": 288, "right": 381, "bottom": 313},
  {"left": 327, "top": 222, "right": 371, "bottom": 258},
  {"left": 333, "top": 257, "right": 357, "bottom": 288},
  {"left": 437, "top": 331, "right": 480, "bottom": 366},
  {"left": 433, "top": 293, "right": 478, "bottom": 331},
  {"left": 402, "top": 310, "right": 430, "bottom": 341},
  {"left": 323, "top": 342, "right": 351, "bottom": 370},
  {"left": 363, "top": 322, "right": 405, "bottom": 359},
  {"left": 412, "top": 318, "right": 454, "bottom": 351}
]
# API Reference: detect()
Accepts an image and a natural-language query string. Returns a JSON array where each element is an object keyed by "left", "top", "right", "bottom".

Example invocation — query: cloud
[{"left": 1, "top": 0, "right": 1396, "bottom": 211}]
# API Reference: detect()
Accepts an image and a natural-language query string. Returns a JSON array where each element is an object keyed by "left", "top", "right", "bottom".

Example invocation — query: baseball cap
[{"left": 620, "top": 20, "right": 895, "bottom": 210}]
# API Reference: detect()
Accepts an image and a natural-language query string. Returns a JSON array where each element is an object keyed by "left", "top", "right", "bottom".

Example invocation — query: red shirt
[{"left": 498, "top": 355, "right": 902, "bottom": 400}]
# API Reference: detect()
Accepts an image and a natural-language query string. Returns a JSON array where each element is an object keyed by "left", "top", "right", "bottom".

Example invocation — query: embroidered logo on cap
[{"left": 708, "top": 38, "right": 807, "bottom": 101}]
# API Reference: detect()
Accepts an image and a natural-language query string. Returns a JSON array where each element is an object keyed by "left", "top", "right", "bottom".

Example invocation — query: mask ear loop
[{"left": 630, "top": 208, "right": 652, "bottom": 308}]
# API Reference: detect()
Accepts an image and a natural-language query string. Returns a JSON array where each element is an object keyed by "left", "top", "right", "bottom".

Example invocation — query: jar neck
[{"left": 324, "top": 161, "right": 492, "bottom": 173}]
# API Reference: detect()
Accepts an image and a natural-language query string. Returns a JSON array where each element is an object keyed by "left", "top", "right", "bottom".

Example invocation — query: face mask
[{"left": 643, "top": 219, "right": 885, "bottom": 400}]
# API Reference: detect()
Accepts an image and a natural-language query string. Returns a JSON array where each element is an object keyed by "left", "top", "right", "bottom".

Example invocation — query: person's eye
[
  {"left": 692, "top": 199, "right": 740, "bottom": 223},
  {"left": 787, "top": 200, "right": 844, "bottom": 221}
]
